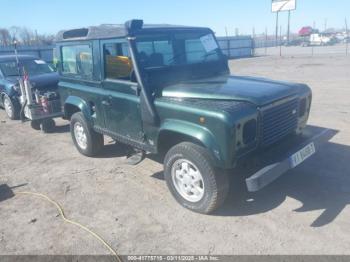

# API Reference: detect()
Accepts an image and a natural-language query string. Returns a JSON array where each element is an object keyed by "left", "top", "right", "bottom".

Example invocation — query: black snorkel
[{"left": 125, "top": 19, "right": 159, "bottom": 126}]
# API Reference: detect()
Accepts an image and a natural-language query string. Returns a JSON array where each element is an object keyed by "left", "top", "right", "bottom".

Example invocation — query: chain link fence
[
  {"left": 0, "top": 45, "right": 54, "bottom": 62},
  {"left": 0, "top": 36, "right": 256, "bottom": 63},
  {"left": 252, "top": 35, "right": 349, "bottom": 57}
]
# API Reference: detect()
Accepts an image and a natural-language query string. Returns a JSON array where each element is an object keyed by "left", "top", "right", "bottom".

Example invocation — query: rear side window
[
  {"left": 103, "top": 42, "right": 133, "bottom": 81},
  {"left": 61, "top": 45, "right": 93, "bottom": 79}
]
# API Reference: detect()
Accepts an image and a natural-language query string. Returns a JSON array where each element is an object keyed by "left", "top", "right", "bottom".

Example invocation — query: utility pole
[
  {"left": 275, "top": 11, "right": 279, "bottom": 46},
  {"left": 345, "top": 18, "right": 348, "bottom": 56},
  {"left": 279, "top": 25, "right": 282, "bottom": 57},
  {"left": 287, "top": 10, "right": 291, "bottom": 45},
  {"left": 252, "top": 27, "right": 255, "bottom": 56},
  {"left": 35, "top": 30, "right": 38, "bottom": 44},
  {"left": 225, "top": 26, "right": 230, "bottom": 58},
  {"left": 265, "top": 27, "right": 268, "bottom": 55}
]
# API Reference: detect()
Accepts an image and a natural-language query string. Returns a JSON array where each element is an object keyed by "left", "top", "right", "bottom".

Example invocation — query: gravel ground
[{"left": 0, "top": 50, "right": 349, "bottom": 255}]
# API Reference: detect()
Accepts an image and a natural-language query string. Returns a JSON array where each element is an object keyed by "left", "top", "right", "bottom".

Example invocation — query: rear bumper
[{"left": 245, "top": 126, "right": 337, "bottom": 192}]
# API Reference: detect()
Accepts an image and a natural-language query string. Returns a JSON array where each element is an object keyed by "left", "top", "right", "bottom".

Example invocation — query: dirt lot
[{"left": 1, "top": 50, "right": 350, "bottom": 255}]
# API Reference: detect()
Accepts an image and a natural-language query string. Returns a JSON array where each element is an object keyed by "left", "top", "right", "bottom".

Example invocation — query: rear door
[
  {"left": 100, "top": 39, "right": 143, "bottom": 142},
  {"left": 60, "top": 41, "right": 106, "bottom": 128}
]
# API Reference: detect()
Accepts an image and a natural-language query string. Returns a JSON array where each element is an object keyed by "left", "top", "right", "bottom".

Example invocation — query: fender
[
  {"left": 159, "top": 119, "right": 223, "bottom": 167},
  {"left": 1, "top": 84, "right": 18, "bottom": 103},
  {"left": 64, "top": 95, "right": 92, "bottom": 123},
  {"left": 1, "top": 92, "right": 19, "bottom": 106}
]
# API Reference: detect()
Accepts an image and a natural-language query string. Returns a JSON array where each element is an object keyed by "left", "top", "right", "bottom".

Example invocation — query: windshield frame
[
  {"left": 130, "top": 28, "right": 229, "bottom": 91},
  {"left": 134, "top": 28, "right": 225, "bottom": 70}
]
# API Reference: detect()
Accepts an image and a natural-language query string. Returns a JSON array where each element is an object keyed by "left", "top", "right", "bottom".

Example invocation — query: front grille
[{"left": 260, "top": 98, "right": 298, "bottom": 147}]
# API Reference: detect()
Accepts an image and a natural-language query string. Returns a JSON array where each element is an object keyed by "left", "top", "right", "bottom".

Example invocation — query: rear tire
[
  {"left": 70, "top": 112, "right": 103, "bottom": 157},
  {"left": 164, "top": 142, "right": 229, "bottom": 214}
]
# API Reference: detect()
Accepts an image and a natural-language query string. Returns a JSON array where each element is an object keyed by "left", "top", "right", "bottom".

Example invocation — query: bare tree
[
  {"left": 8, "top": 26, "right": 21, "bottom": 43},
  {"left": 37, "top": 34, "right": 55, "bottom": 45},
  {"left": 0, "top": 28, "right": 11, "bottom": 46},
  {"left": 0, "top": 26, "right": 55, "bottom": 46},
  {"left": 19, "top": 27, "right": 34, "bottom": 45}
]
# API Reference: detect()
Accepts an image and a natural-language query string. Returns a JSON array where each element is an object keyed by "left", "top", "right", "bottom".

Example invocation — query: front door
[{"left": 100, "top": 39, "right": 143, "bottom": 142}]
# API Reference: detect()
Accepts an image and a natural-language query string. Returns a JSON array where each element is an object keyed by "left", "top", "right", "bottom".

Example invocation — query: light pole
[
  {"left": 275, "top": 11, "right": 279, "bottom": 46},
  {"left": 345, "top": 18, "right": 348, "bottom": 56},
  {"left": 287, "top": 10, "right": 291, "bottom": 45}
]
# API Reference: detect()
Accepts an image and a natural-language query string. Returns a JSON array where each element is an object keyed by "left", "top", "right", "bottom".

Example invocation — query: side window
[
  {"left": 103, "top": 42, "right": 133, "bottom": 80},
  {"left": 61, "top": 45, "right": 93, "bottom": 79}
]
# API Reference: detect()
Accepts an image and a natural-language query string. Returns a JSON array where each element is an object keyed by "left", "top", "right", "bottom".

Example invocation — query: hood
[
  {"left": 6, "top": 72, "right": 59, "bottom": 90},
  {"left": 162, "top": 75, "right": 308, "bottom": 106}
]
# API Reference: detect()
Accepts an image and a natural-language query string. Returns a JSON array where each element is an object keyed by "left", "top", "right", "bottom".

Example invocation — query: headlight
[
  {"left": 299, "top": 98, "right": 307, "bottom": 117},
  {"left": 299, "top": 94, "right": 312, "bottom": 118}
]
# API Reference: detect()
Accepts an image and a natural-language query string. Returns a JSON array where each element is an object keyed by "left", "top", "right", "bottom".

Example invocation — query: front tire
[
  {"left": 70, "top": 112, "right": 103, "bottom": 157},
  {"left": 164, "top": 142, "right": 229, "bottom": 214},
  {"left": 31, "top": 120, "right": 41, "bottom": 130},
  {"left": 3, "top": 95, "right": 19, "bottom": 120},
  {"left": 41, "top": 118, "right": 56, "bottom": 133}
]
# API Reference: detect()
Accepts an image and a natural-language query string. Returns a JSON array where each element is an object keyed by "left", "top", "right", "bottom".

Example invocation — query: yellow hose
[{"left": 16, "top": 191, "right": 122, "bottom": 262}]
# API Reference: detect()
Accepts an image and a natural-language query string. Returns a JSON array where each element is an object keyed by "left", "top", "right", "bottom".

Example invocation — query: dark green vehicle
[{"left": 56, "top": 20, "right": 330, "bottom": 214}]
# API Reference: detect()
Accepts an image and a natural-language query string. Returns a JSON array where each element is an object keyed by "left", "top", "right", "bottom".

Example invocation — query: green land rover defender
[{"left": 56, "top": 20, "right": 330, "bottom": 214}]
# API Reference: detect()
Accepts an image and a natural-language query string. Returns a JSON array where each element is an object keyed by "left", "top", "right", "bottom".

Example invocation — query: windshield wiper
[{"left": 199, "top": 50, "right": 218, "bottom": 61}]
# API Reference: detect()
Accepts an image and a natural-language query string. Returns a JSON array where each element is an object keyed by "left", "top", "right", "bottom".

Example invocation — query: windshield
[
  {"left": 134, "top": 30, "right": 228, "bottom": 89},
  {"left": 0, "top": 59, "right": 54, "bottom": 77},
  {"left": 135, "top": 30, "right": 222, "bottom": 69}
]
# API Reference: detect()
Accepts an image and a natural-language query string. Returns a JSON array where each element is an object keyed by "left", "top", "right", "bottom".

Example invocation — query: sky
[{"left": 1, "top": 0, "right": 349, "bottom": 36}]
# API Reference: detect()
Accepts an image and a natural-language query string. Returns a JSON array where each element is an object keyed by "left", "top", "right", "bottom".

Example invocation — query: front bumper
[{"left": 245, "top": 125, "right": 337, "bottom": 192}]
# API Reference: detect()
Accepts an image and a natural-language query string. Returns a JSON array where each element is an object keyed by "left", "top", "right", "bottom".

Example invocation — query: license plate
[{"left": 290, "top": 142, "right": 316, "bottom": 168}]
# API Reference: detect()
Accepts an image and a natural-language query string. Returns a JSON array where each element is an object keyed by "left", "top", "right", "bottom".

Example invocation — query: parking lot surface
[{"left": 0, "top": 49, "right": 350, "bottom": 255}]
